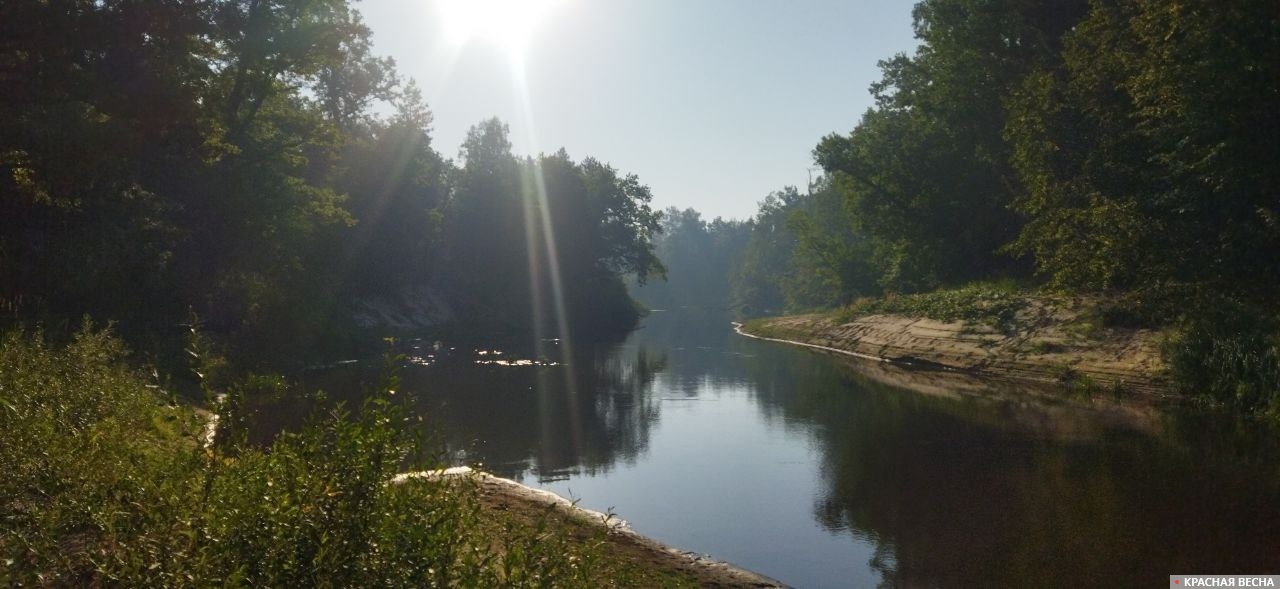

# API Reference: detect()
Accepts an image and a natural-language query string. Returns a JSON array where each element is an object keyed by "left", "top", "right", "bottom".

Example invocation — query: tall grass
[
  {"left": 0, "top": 325, "right": 668, "bottom": 586},
  {"left": 1165, "top": 299, "right": 1280, "bottom": 416},
  {"left": 834, "top": 281, "right": 1027, "bottom": 333}
]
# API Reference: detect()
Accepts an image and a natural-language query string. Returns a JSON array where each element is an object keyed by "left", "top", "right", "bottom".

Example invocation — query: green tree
[
  {"left": 1006, "top": 0, "right": 1280, "bottom": 294},
  {"left": 785, "top": 177, "right": 876, "bottom": 308},
  {"left": 335, "top": 84, "right": 447, "bottom": 293},
  {"left": 445, "top": 118, "right": 529, "bottom": 328},
  {"left": 732, "top": 190, "right": 804, "bottom": 317},
  {"left": 445, "top": 120, "right": 663, "bottom": 333},
  {"left": 816, "top": 0, "right": 1087, "bottom": 292}
]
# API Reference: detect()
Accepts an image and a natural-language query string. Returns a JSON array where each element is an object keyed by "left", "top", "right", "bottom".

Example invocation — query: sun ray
[
  {"left": 436, "top": 0, "right": 562, "bottom": 58},
  {"left": 508, "top": 55, "right": 583, "bottom": 454}
]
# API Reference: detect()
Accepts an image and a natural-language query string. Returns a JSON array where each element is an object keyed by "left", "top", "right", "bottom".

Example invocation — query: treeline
[
  {"left": 630, "top": 208, "right": 750, "bottom": 310},
  {"left": 731, "top": 0, "right": 1278, "bottom": 305},
  {"left": 720, "top": 0, "right": 1277, "bottom": 407},
  {"left": 0, "top": 0, "right": 662, "bottom": 369},
  {"left": 636, "top": 180, "right": 871, "bottom": 318}
]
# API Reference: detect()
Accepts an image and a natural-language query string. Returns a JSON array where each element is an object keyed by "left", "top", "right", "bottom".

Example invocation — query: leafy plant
[
  {"left": 1165, "top": 299, "right": 1280, "bottom": 416},
  {"left": 835, "top": 282, "right": 1028, "bottom": 334},
  {"left": 0, "top": 326, "right": 674, "bottom": 586}
]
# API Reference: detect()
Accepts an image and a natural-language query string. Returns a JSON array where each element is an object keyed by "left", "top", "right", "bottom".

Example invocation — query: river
[{"left": 266, "top": 310, "right": 1280, "bottom": 587}]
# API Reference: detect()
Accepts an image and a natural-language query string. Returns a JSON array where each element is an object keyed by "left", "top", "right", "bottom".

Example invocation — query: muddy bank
[
  {"left": 397, "top": 468, "right": 786, "bottom": 588},
  {"left": 737, "top": 306, "right": 1174, "bottom": 400}
]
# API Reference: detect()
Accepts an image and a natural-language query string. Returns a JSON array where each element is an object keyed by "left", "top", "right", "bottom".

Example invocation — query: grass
[
  {"left": 0, "top": 324, "right": 696, "bottom": 587},
  {"left": 834, "top": 281, "right": 1028, "bottom": 334},
  {"left": 1027, "top": 340, "right": 1065, "bottom": 355},
  {"left": 1164, "top": 299, "right": 1280, "bottom": 416},
  {"left": 738, "top": 318, "right": 798, "bottom": 341}
]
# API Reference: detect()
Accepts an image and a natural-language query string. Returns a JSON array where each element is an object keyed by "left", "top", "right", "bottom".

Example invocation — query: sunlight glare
[{"left": 437, "top": 0, "right": 563, "bottom": 56}]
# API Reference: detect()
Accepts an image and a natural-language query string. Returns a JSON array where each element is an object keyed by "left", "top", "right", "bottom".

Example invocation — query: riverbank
[
  {"left": 738, "top": 293, "right": 1174, "bottom": 400},
  {"left": 0, "top": 327, "right": 783, "bottom": 588},
  {"left": 400, "top": 468, "right": 785, "bottom": 588}
]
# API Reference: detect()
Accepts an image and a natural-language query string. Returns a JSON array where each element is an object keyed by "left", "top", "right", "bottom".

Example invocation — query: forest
[
  {"left": 6, "top": 0, "right": 1275, "bottom": 392},
  {"left": 1, "top": 0, "right": 663, "bottom": 374},
  {"left": 646, "top": 0, "right": 1279, "bottom": 411}
]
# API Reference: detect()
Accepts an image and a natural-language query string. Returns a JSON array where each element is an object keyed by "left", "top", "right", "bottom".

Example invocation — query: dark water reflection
[{"left": 263, "top": 310, "right": 1280, "bottom": 587}]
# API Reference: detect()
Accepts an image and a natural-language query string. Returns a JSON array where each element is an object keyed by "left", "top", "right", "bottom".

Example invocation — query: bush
[
  {"left": 834, "top": 281, "right": 1027, "bottom": 333},
  {"left": 1165, "top": 298, "right": 1280, "bottom": 415},
  {"left": 0, "top": 326, "right": 647, "bottom": 587}
]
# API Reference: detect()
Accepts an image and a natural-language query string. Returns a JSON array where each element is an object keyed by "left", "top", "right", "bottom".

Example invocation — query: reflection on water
[{"left": 263, "top": 310, "right": 1280, "bottom": 587}]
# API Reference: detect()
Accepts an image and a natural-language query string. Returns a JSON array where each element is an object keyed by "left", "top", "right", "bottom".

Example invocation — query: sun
[{"left": 436, "top": 0, "right": 564, "bottom": 57}]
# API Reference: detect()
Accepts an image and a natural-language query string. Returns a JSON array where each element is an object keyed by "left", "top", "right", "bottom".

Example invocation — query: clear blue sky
[{"left": 357, "top": 0, "right": 920, "bottom": 220}]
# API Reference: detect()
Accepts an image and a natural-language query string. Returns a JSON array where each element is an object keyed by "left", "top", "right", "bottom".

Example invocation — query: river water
[{"left": 281, "top": 310, "right": 1280, "bottom": 587}]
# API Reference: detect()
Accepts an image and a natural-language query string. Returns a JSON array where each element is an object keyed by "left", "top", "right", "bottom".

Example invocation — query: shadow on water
[
  {"left": 747, "top": 349, "right": 1280, "bottom": 585},
  {"left": 250, "top": 310, "right": 1280, "bottom": 586}
]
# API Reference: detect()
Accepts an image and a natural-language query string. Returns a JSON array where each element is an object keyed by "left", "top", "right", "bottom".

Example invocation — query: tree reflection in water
[
  {"left": 743, "top": 346, "right": 1280, "bottom": 586},
  {"left": 261, "top": 310, "right": 1280, "bottom": 585}
]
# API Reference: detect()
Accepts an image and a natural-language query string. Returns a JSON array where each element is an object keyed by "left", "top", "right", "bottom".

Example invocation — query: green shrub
[
  {"left": 1165, "top": 299, "right": 1280, "bottom": 415},
  {"left": 834, "top": 281, "right": 1027, "bottom": 333},
  {"left": 0, "top": 323, "right": 203, "bottom": 585},
  {"left": 0, "top": 326, "right": 651, "bottom": 587}
]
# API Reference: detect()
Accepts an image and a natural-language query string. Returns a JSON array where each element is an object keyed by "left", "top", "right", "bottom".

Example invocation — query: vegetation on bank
[
  {"left": 833, "top": 282, "right": 1027, "bottom": 334},
  {"left": 744, "top": 284, "right": 1280, "bottom": 417},
  {"left": 640, "top": 0, "right": 1278, "bottom": 415},
  {"left": 0, "top": 326, "right": 694, "bottom": 587},
  {"left": 2, "top": 0, "right": 663, "bottom": 374}
]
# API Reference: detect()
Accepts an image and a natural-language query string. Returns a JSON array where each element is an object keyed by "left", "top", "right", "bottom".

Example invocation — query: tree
[
  {"left": 815, "top": 0, "right": 1088, "bottom": 292},
  {"left": 336, "top": 85, "right": 447, "bottom": 293},
  {"left": 785, "top": 177, "right": 876, "bottom": 307},
  {"left": 444, "top": 118, "right": 529, "bottom": 327},
  {"left": 1005, "top": 0, "right": 1280, "bottom": 294},
  {"left": 732, "top": 191, "right": 804, "bottom": 317}
]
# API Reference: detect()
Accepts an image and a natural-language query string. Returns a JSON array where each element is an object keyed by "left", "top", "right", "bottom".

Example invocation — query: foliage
[
  {"left": 1005, "top": 0, "right": 1280, "bottom": 292},
  {"left": 0, "top": 327, "right": 675, "bottom": 586},
  {"left": 783, "top": 178, "right": 877, "bottom": 308},
  {"left": 632, "top": 207, "right": 751, "bottom": 311},
  {"left": 812, "top": 0, "right": 1085, "bottom": 292},
  {"left": 446, "top": 120, "right": 663, "bottom": 333},
  {"left": 335, "top": 85, "right": 449, "bottom": 294},
  {"left": 1164, "top": 299, "right": 1280, "bottom": 416},
  {"left": 1, "top": 0, "right": 665, "bottom": 369},
  {"left": 834, "top": 281, "right": 1027, "bottom": 333},
  {"left": 725, "top": 0, "right": 1280, "bottom": 408},
  {"left": 731, "top": 191, "right": 802, "bottom": 317},
  {"left": 729, "top": 182, "right": 876, "bottom": 318}
]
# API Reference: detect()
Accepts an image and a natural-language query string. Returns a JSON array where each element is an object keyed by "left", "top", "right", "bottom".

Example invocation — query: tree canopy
[{"left": 1, "top": 0, "right": 663, "bottom": 367}]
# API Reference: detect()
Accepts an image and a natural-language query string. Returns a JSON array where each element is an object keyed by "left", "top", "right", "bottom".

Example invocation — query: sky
[{"left": 357, "top": 0, "right": 921, "bottom": 220}]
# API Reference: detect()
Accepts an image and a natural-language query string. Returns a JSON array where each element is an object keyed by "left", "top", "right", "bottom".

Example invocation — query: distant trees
[
  {"left": 630, "top": 208, "right": 749, "bottom": 311},
  {"left": 729, "top": 181, "right": 873, "bottom": 317}
]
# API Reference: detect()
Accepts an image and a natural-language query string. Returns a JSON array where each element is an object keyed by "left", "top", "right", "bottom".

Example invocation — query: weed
[
  {"left": 0, "top": 325, "right": 680, "bottom": 587},
  {"left": 834, "top": 282, "right": 1027, "bottom": 334},
  {"left": 1027, "top": 340, "right": 1065, "bottom": 355},
  {"left": 1165, "top": 298, "right": 1280, "bottom": 415}
]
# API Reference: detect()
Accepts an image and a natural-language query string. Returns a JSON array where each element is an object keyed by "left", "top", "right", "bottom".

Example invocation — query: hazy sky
[{"left": 358, "top": 0, "right": 920, "bottom": 220}]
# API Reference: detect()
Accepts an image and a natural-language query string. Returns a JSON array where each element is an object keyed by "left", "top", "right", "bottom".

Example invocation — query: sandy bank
[
  {"left": 396, "top": 467, "right": 787, "bottom": 588},
  {"left": 737, "top": 304, "right": 1174, "bottom": 400}
]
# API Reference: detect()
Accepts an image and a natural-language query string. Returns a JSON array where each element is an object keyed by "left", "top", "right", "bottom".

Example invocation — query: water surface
[{"left": 281, "top": 311, "right": 1280, "bottom": 587}]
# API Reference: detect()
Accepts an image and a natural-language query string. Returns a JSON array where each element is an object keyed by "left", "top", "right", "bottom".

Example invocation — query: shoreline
[
  {"left": 396, "top": 467, "right": 788, "bottom": 588},
  {"left": 735, "top": 310, "right": 1176, "bottom": 402}
]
